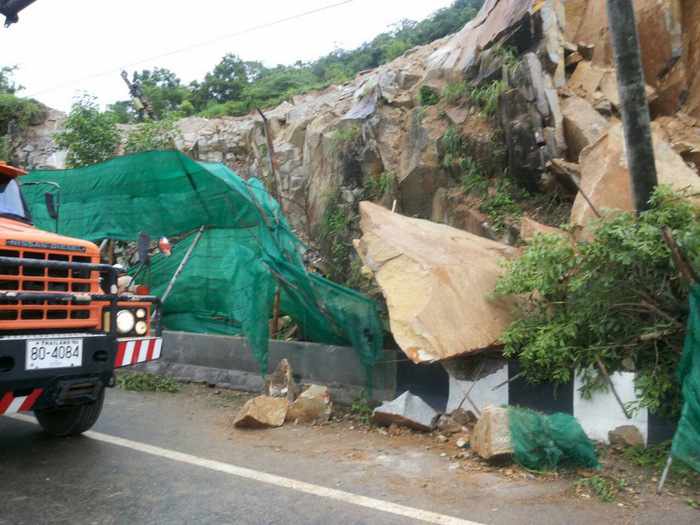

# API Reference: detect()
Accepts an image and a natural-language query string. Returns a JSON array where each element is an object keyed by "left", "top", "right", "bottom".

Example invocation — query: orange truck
[{"left": 0, "top": 162, "right": 162, "bottom": 435}]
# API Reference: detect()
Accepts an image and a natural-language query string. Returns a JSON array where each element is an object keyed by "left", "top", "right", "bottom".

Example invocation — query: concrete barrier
[{"left": 143, "top": 331, "right": 398, "bottom": 404}]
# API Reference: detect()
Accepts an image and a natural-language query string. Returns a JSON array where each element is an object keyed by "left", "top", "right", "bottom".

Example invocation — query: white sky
[{"left": 1, "top": 0, "right": 454, "bottom": 112}]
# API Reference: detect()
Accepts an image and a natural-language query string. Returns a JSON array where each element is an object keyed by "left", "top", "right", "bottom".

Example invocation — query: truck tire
[{"left": 34, "top": 387, "right": 105, "bottom": 437}]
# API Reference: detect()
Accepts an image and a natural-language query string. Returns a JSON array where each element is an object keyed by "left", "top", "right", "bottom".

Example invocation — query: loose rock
[
  {"left": 609, "top": 425, "right": 645, "bottom": 448},
  {"left": 234, "top": 396, "right": 289, "bottom": 429},
  {"left": 286, "top": 384, "right": 333, "bottom": 424},
  {"left": 471, "top": 405, "right": 513, "bottom": 460},
  {"left": 265, "top": 359, "right": 299, "bottom": 401}
]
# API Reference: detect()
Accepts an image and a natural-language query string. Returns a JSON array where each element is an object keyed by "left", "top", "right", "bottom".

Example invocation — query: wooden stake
[
  {"left": 271, "top": 287, "right": 281, "bottom": 339},
  {"left": 596, "top": 357, "right": 632, "bottom": 420}
]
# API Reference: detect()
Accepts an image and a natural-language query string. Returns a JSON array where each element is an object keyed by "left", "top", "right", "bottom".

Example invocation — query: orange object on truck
[{"left": 0, "top": 161, "right": 162, "bottom": 435}]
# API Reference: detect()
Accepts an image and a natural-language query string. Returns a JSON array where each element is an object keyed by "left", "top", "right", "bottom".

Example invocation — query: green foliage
[
  {"left": 622, "top": 440, "right": 700, "bottom": 486},
  {"left": 54, "top": 95, "right": 121, "bottom": 168},
  {"left": 575, "top": 475, "right": 624, "bottom": 503},
  {"left": 479, "top": 179, "right": 522, "bottom": 232},
  {"left": 469, "top": 80, "right": 507, "bottom": 117},
  {"left": 0, "top": 135, "right": 9, "bottom": 161},
  {"left": 419, "top": 85, "right": 440, "bottom": 106},
  {"left": 350, "top": 391, "right": 373, "bottom": 425},
  {"left": 116, "top": 372, "right": 180, "bottom": 393},
  {"left": 0, "top": 65, "right": 20, "bottom": 94},
  {"left": 125, "top": 118, "right": 182, "bottom": 154},
  {"left": 494, "top": 45, "right": 520, "bottom": 75},
  {"left": 495, "top": 187, "right": 700, "bottom": 416},
  {"left": 364, "top": 171, "right": 396, "bottom": 201},
  {"left": 443, "top": 81, "right": 469, "bottom": 105},
  {"left": 320, "top": 191, "right": 355, "bottom": 283},
  {"left": 330, "top": 124, "right": 361, "bottom": 150}
]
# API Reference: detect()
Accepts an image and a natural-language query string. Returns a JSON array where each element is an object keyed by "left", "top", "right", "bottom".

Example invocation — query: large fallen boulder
[
  {"left": 571, "top": 123, "right": 700, "bottom": 227},
  {"left": 234, "top": 396, "right": 289, "bottom": 429},
  {"left": 354, "top": 202, "right": 517, "bottom": 364},
  {"left": 372, "top": 391, "right": 438, "bottom": 432}
]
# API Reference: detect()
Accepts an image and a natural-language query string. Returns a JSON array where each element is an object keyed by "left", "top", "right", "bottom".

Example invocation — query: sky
[{"left": 1, "top": 0, "right": 454, "bottom": 112}]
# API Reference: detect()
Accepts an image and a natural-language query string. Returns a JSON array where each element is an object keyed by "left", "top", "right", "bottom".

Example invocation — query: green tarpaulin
[
  {"left": 671, "top": 284, "right": 700, "bottom": 472},
  {"left": 23, "top": 151, "right": 383, "bottom": 375}
]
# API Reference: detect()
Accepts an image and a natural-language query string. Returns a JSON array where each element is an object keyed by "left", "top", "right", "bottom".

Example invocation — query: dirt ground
[{"left": 169, "top": 382, "right": 700, "bottom": 515}]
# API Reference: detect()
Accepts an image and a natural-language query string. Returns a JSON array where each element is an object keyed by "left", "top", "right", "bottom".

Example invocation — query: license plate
[{"left": 26, "top": 338, "right": 83, "bottom": 370}]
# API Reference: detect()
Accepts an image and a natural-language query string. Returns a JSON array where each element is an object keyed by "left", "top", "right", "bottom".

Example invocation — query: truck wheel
[{"left": 34, "top": 388, "right": 105, "bottom": 437}]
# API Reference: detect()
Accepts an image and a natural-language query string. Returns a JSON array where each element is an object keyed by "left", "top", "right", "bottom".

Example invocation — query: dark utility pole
[{"left": 606, "top": 0, "right": 658, "bottom": 213}]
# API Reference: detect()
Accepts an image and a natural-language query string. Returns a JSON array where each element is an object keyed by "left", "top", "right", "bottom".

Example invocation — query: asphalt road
[{"left": 0, "top": 387, "right": 697, "bottom": 525}]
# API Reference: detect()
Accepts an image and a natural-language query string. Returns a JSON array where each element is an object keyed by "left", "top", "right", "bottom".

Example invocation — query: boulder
[
  {"left": 571, "top": 123, "right": 700, "bottom": 227},
  {"left": 286, "top": 384, "right": 333, "bottom": 424},
  {"left": 520, "top": 217, "right": 566, "bottom": 242},
  {"left": 436, "top": 414, "right": 464, "bottom": 435},
  {"left": 560, "top": 96, "right": 610, "bottom": 161},
  {"left": 608, "top": 425, "right": 645, "bottom": 448},
  {"left": 234, "top": 396, "right": 288, "bottom": 429},
  {"left": 471, "top": 405, "right": 513, "bottom": 460},
  {"left": 372, "top": 391, "right": 439, "bottom": 432},
  {"left": 355, "top": 202, "right": 517, "bottom": 364}
]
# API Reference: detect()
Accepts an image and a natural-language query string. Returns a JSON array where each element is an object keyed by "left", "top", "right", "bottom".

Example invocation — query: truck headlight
[
  {"left": 135, "top": 321, "right": 148, "bottom": 336},
  {"left": 135, "top": 308, "right": 146, "bottom": 319},
  {"left": 116, "top": 310, "right": 136, "bottom": 334}
]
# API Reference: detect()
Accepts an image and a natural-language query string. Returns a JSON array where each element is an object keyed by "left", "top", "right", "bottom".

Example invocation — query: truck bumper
[{"left": 0, "top": 335, "right": 163, "bottom": 413}]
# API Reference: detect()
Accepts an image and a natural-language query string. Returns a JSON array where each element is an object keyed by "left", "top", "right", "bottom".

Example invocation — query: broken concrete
[
  {"left": 265, "top": 358, "right": 299, "bottom": 401},
  {"left": 234, "top": 396, "right": 289, "bottom": 429},
  {"left": 471, "top": 405, "right": 513, "bottom": 460},
  {"left": 571, "top": 123, "right": 700, "bottom": 227},
  {"left": 560, "top": 96, "right": 610, "bottom": 161},
  {"left": 355, "top": 201, "right": 517, "bottom": 364},
  {"left": 372, "top": 391, "right": 439, "bottom": 432}
]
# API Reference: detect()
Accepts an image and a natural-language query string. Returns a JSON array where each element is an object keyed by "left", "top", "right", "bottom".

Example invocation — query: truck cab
[{"left": 0, "top": 161, "right": 162, "bottom": 435}]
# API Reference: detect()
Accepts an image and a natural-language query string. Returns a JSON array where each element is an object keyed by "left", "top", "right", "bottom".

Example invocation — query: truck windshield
[{"left": 0, "top": 174, "right": 30, "bottom": 222}]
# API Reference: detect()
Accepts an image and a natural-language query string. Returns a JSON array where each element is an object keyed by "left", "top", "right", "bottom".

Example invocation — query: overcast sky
[{"left": 1, "top": 0, "right": 454, "bottom": 112}]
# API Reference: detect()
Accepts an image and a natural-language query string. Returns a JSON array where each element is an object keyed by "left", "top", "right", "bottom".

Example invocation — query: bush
[
  {"left": 495, "top": 187, "right": 700, "bottom": 416},
  {"left": 54, "top": 95, "right": 121, "bottom": 168},
  {"left": 418, "top": 85, "right": 440, "bottom": 106},
  {"left": 125, "top": 118, "right": 182, "bottom": 154}
]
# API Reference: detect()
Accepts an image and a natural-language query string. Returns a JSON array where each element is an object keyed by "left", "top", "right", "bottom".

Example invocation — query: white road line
[{"left": 10, "top": 414, "right": 484, "bottom": 525}]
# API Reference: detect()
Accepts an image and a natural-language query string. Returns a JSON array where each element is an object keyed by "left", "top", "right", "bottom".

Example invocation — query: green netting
[
  {"left": 23, "top": 151, "right": 383, "bottom": 375},
  {"left": 671, "top": 284, "right": 700, "bottom": 472},
  {"left": 508, "top": 407, "right": 599, "bottom": 471}
]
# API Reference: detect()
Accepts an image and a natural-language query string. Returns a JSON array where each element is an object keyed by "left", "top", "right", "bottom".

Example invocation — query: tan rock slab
[
  {"left": 571, "top": 123, "right": 700, "bottom": 227},
  {"left": 234, "top": 396, "right": 288, "bottom": 429},
  {"left": 355, "top": 201, "right": 517, "bottom": 364},
  {"left": 560, "top": 96, "right": 610, "bottom": 161},
  {"left": 471, "top": 405, "right": 513, "bottom": 460},
  {"left": 520, "top": 217, "right": 566, "bottom": 243}
]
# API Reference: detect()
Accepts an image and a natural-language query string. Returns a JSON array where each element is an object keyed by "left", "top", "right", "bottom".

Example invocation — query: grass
[
  {"left": 575, "top": 475, "right": 625, "bottom": 503},
  {"left": 330, "top": 124, "right": 361, "bottom": 150},
  {"left": 469, "top": 80, "right": 507, "bottom": 117},
  {"left": 622, "top": 441, "right": 700, "bottom": 489},
  {"left": 117, "top": 372, "right": 180, "bottom": 393},
  {"left": 442, "top": 81, "right": 469, "bottom": 105},
  {"left": 364, "top": 171, "right": 396, "bottom": 201}
]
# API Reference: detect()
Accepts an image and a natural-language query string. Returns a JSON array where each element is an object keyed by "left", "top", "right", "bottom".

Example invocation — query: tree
[
  {"left": 131, "top": 68, "right": 190, "bottom": 120},
  {"left": 0, "top": 65, "right": 20, "bottom": 94},
  {"left": 124, "top": 118, "right": 181, "bottom": 154},
  {"left": 195, "top": 54, "right": 249, "bottom": 107},
  {"left": 54, "top": 95, "right": 121, "bottom": 168}
]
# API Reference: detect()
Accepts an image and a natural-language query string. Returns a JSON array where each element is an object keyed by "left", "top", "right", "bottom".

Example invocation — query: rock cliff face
[
  {"left": 14, "top": 0, "right": 700, "bottom": 362},
  {"left": 16, "top": 0, "right": 700, "bottom": 252}
]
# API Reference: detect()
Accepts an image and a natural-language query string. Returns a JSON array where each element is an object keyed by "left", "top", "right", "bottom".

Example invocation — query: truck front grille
[{"left": 0, "top": 249, "right": 100, "bottom": 329}]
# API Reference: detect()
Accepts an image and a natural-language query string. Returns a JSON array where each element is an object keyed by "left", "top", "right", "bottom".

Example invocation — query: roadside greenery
[
  {"left": 495, "top": 187, "right": 700, "bottom": 417},
  {"left": 117, "top": 372, "right": 180, "bottom": 393},
  {"left": 55, "top": 95, "right": 121, "bottom": 168}
]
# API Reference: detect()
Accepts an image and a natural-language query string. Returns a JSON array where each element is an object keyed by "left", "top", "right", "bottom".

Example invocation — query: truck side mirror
[
  {"left": 45, "top": 192, "right": 59, "bottom": 220},
  {"left": 137, "top": 232, "right": 151, "bottom": 266}
]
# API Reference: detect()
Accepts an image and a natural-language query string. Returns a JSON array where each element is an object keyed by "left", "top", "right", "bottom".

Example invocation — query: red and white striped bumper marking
[
  {"left": 0, "top": 388, "right": 43, "bottom": 415},
  {"left": 115, "top": 337, "right": 163, "bottom": 368}
]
